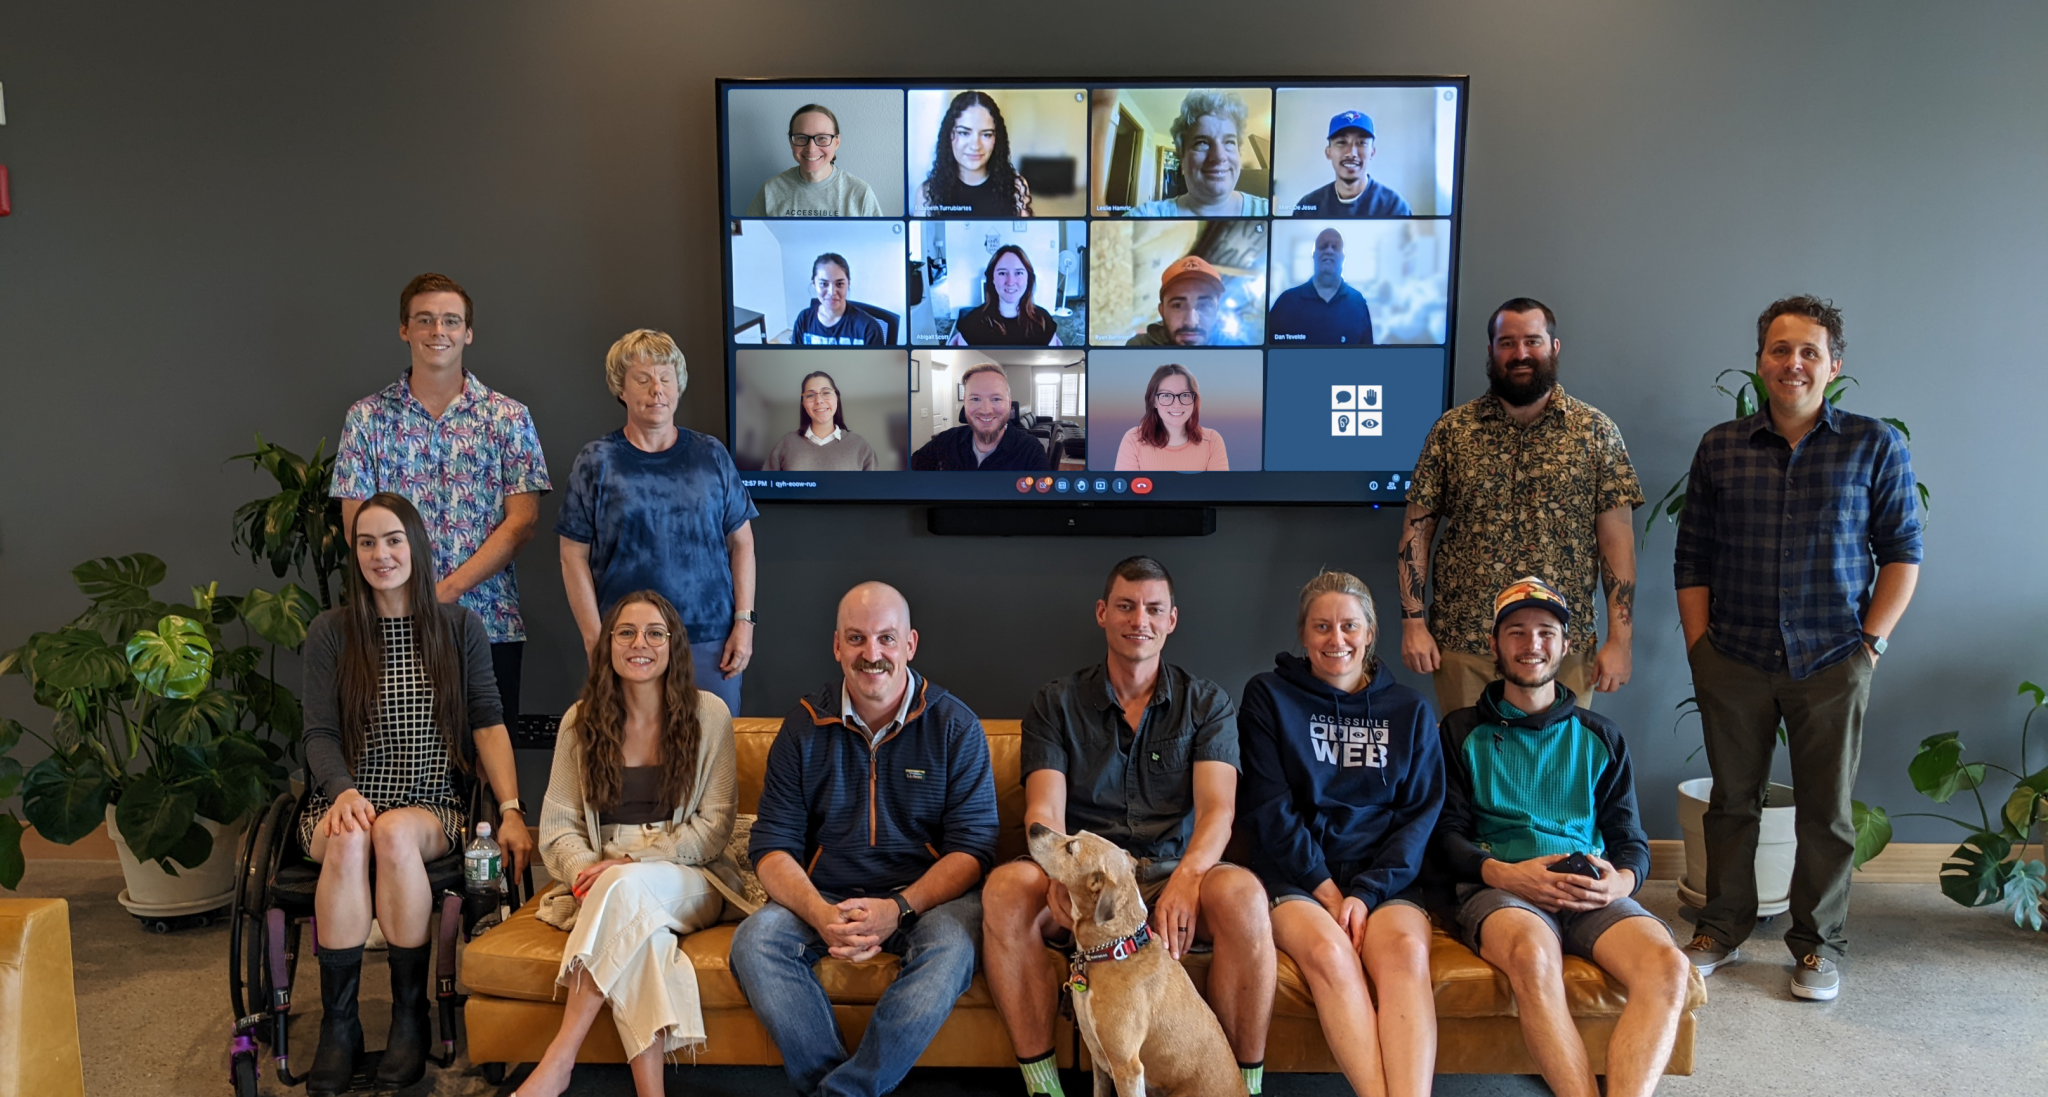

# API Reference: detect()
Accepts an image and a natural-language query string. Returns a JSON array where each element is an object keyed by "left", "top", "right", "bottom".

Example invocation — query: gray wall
[{"left": 2, "top": 1, "right": 2044, "bottom": 841}]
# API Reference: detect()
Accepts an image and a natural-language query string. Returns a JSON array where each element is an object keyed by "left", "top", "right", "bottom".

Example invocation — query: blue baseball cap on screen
[{"left": 1327, "top": 111, "right": 1376, "bottom": 139}]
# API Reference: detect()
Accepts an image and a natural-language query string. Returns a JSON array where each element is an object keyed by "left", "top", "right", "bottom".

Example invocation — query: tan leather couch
[
  {"left": 0, "top": 897, "right": 87, "bottom": 1097},
  {"left": 464, "top": 718, "right": 1704, "bottom": 1076}
]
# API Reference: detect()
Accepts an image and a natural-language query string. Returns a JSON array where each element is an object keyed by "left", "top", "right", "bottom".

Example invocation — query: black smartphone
[{"left": 1547, "top": 852, "right": 1602, "bottom": 880}]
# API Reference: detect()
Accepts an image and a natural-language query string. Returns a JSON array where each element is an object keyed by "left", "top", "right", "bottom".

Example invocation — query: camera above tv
[{"left": 717, "top": 77, "right": 1468, "bottom": 505}]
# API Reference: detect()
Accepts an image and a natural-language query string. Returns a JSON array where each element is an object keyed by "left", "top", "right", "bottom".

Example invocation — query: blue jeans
[
  {"left": 690, "top": 636, "right": 743, "bottom": 716},
  {"left": 730, "top": 892, "right": 982, "bottom": 1097}
]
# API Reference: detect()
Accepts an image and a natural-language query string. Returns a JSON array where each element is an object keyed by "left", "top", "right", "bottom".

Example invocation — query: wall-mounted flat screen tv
[{"left": 718, "top": 77, "right": 1467, "bottom": 504}]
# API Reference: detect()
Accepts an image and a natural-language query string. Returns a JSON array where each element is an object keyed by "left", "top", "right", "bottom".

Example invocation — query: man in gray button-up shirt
[{"left": 981, "top": 557, "right": 1277, "bottom": 1097}]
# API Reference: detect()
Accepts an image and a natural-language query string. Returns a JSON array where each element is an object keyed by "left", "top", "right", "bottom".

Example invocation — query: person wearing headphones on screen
[
  {"left": 917, "top": 91, "right": 1034, "bottom": 217},
  {"left": 791, "top": 253, "right": 887, "bottom": 346},
  {"left": 1125, "top": 256, "right": 1226, "bottom": 347},
  {"left": 908, "top": 362, "right": 1049, "bottom": 471},
  {"left": 1129, "top": 91, "right": 1270, "bottom": 218},
  {"left": 947, "top": 245, "right": 1063, "bottom": 346},
  {"left": 745, "top": 103, "right": 885, "bottom": 218},
  {"left": 1290, "top": 111, "right": 1412, "bottom": 218}
]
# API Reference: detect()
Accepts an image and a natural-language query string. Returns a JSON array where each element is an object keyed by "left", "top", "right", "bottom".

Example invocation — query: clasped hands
[
  {"left": 1482, "top": 853, "right": 1633, "bottom": 913},
  {"left": 810, "top": 895, "right": 904, "bottom": 962}
]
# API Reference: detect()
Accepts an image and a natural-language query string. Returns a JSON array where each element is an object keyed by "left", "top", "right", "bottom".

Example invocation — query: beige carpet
[{"left": 11, "top": 859, "right": 2043, "bottom": 1096}]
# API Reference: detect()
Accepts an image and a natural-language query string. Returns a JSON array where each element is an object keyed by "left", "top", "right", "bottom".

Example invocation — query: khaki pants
[
  {"left": 1687, "top": 636, "right": 1873, "bottom": 962},
  {"left": 1431, "top": 649, "right": 1596, "bottom": 716}
]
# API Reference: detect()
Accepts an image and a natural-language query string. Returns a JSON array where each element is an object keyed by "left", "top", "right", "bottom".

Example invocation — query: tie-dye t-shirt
[
  {"left": 330, "top": 370, "right": 552, "bottom": 643},
  {"left": 555, "top": 429, "right": 759, "bottom": 645}
]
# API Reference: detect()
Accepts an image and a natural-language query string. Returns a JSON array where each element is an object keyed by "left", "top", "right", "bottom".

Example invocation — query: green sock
[
  {"left": 1240, "top": 1061, "right": 1264, "bottom": 1095},
  {"left": 1019, "top": 1050, "right": 1064, "bottom": 1097}
]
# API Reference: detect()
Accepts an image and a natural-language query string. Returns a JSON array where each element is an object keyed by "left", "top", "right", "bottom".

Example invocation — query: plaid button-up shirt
[{"left": 1674, "top": 402, "right": 1923, "bottom": 678}]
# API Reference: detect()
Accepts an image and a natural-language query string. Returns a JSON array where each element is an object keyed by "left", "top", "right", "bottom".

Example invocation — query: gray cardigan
[{"left": 300, "top": 604, "right": 504, "bottom": 800}]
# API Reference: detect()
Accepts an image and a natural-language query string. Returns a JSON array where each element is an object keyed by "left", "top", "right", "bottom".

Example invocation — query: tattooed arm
[
  {"left": 1592, "top": 504, "right": 1636, "bottom": 692},
  {"left": 1398, "top": 503, "right": 1442, "bottom": 675}
]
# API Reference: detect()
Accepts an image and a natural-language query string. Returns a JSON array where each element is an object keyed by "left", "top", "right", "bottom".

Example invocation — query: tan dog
[{"left": 1027, "top": 823, "right": 1246, "bottom": 1097}]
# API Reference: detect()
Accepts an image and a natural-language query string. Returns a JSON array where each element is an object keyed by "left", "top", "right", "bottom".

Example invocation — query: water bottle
[{"left": 466, "top": 822, "right": 507, "bottom": 926}]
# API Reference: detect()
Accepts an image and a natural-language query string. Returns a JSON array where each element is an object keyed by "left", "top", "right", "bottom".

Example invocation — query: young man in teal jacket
[
  {"left": 733, "top": 581, "right": 998, "bottom": 1097},
  {"left": 1436, "top": 577, "right": 1693, "bottom": 1097}
]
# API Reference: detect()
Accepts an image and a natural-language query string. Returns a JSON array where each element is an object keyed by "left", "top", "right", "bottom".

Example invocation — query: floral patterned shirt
[
  {"left": 330, "top": 370, "right": 552, "bottom": 643},
  {"left": 1407, "top": 386, "right": 1643, "bottom": 656}
]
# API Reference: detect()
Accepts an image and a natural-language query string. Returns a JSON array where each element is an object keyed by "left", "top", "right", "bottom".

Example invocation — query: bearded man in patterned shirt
[{"left": 1398, "top": 298, "right": 1644, "bottom": 715}]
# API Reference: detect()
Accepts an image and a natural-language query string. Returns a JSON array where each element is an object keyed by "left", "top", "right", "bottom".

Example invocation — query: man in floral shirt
[
  {"left": 1398, "top": 298, "right": 1644, "bottom": 714},
  {"left": 331, "top": 272, "right": 552, "bottom": 723}
]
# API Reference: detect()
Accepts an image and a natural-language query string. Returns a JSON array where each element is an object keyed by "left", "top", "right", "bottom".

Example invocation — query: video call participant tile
[
  {"left": 1273, "top": 86, "right": 1458, "bottom": 218},
  {"left": 725, "top": 86, "right": 907, "bottom": 217},
  {"left": 1267, "top": 219, "right": 1453, "bottom": 347},
  {"left": 732, "top": 349, "right": 910, "bottom": 473},
  {"left": 1086, "top": 348, "right": 1262, "bottom": 473},
  {"left": 908, "top": 88, "right": 1088, "bottom": 219},
  {"left": 1088, "top": 87, "right": 1273, "bottom": 218},
  {"left": 908, "top": 349, "right": 1083, "bottom": 473},
  {"left": 1088, "top": 219, "right": 1269, "bottom": 347},
  {"left": 728, "top": 219, "right": 908, "bottom": 347},
  {"left": 909, "top": 220, "right": 1086, "bottom": 348},
  {"left": 1262, "top": 347, "right": 1443, "bottom": 472}
]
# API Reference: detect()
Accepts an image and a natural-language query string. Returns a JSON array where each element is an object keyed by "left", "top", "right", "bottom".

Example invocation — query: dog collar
[{"left": 1077, "top": 923, "right": 1152, "bottom": 964}]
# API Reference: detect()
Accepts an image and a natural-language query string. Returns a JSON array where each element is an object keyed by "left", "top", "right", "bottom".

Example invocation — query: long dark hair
[
  {"left": 1137, "top": 363, "right": 1204, "bottom": 448},
  {"left": 922, "top": 91, "right": 1022, "bottom": 213},
  {"left": 796, "top": 370, "right": 849, "bottom": 434},
  {"left": 337, "top": 492, "right": 469, "bottom": 774},
  {"left": 967, "top": 245, "right": 1051, "bottom": 340},
  {"left": 575, "top": 591, "right": 701, "bottom": 815}
]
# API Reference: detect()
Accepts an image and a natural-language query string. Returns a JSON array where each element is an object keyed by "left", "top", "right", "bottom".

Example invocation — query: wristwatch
[
  {"left": 734, "top": 610, "right": 758, "bottom": 624},
  {"left": 499, "top": 798, "right": 524, "bottom": 818},
  {"left": 890, "top": 889, "right": 919, "bottom": 928},
  {"left": 1860, "top": 632, "right": 1887, "bottom": 656}
]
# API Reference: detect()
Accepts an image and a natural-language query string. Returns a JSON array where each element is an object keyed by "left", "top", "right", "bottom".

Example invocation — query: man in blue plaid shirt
[{"left": 1673, "top": 296, "right": 1923, "bottom": 1003}]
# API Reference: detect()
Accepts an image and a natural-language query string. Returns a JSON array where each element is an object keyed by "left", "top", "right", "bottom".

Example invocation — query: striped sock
[
  {"left": 1019, "top": 1050, "right": 1064, "bottom": 1097},
  {"left": 1239, "top": 1061, "right": 1264, "bottom": 1095}
]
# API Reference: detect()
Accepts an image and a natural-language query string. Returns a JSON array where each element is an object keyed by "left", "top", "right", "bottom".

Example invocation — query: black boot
[
  {"left": 375, "top": 943, "right": 434, "bottom": 1087},
  {"left": 307, "top": 945, "right": 364, "bottom": 1097}
]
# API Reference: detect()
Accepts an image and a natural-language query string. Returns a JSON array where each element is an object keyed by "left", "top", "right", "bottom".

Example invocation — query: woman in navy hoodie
[{"left": 1239, "top": 571, "right": 1444, "bottom": 1097}]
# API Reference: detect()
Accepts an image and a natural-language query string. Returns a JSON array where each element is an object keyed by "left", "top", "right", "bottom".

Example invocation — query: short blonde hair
[
  {"left": 605, "top": 329, "right": 687, "bottom": 398},
  {"left": 1171, "top": 90, "right": 1250, "bottom": 156}
]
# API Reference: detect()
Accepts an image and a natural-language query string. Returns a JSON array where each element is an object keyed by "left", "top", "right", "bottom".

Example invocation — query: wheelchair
[{"left": 224, "top": 777, "right": 531, "bottom": 1095}]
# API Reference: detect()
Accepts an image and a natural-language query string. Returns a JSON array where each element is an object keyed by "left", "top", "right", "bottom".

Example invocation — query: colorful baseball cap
[
  {"left": 1158, "top": 255, "right": 1224, "bottom": 294},
  {"left": 1494, "top": 576, "right": 1572, "bottom": 628},
  {"left": 1327, "top": 111, "right": 1376, "bottom": 139}
]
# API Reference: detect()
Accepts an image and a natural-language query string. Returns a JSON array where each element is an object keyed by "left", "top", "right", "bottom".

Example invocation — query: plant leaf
[
  {"left": 113, "top": 771, "right": 200, "bottom": 866},
  {"left": 156, "top": 689, "right": 237, "bottom": 743},
  {"left": 0, "top": 814, "right": 25, "bottom": 891},
  {"left": 2020, "top": 681, "right": 2046, "bottom": 709},
  {"left": 158, "top": 820, "right": 214, "bottom": 875},
  {"left": 20, "top": 751, "right": 113, "bottom": 846},
  {"left": 2004, "top": 860, "right": 2046, "bottom": 932},
  {"left": 30, "top": 628, "right": 131, "bottom": 691},
  {"left": 1851, "top": 801, "right": 1893, "bottom": 868},
  {"left": 1908, "top": 734, "right": 1970, "bottom": 802},
  {"left": 240, "top": 671, "right": 303, "bottom": 739},
  {"left": 126, "top": 616, "right": 214, "bottom": 700},
  {"left": 71, "top": 554, "right": 166, "bottom": 604},
  {"left": 1879, "top": 417, "right": 1912, "bottom": 443},
  {"left": 2005, "top": 785, "right": 2044, "bottom": 837},
  {"left": 0, "top": 719, "right": 24, "bottom": 802},
  {"left": 1938, "top": 832, "right": 2015, "bottom": 908},
  {"left": 239, "top": 585, "right": 318, "bottom": 649}
]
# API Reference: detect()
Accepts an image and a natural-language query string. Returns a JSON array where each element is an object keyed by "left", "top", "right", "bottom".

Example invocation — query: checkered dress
[{"left": 298, "top": 617, "right": 465, "bottom": 851}]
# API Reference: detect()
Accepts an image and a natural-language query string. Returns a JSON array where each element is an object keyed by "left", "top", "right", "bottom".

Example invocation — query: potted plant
[
  {"left": 1644, "top": 369, "right": 1928, "bottom": 916},
  {"left": 0, "top": 554, "right": 313, "bottom": 908},
  {"left": 1852, "top": 681, "right": 2048, "bottom": 931},
  {"left": 230, "top": 434, "right": 347, "bottom": 609}
]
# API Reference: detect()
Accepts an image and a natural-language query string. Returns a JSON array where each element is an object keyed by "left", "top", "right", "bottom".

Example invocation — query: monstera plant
[
  {"left": 230, "top": 434, "right": 347, "bottom": 609},
  {"left": 1853, "top": 681, "right": 2048, "bottom": 931},
  {"left": 0, "top": 553, "right": 314, "bottom": 889}
]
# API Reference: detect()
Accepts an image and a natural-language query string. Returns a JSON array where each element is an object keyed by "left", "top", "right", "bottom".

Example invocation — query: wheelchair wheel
[
  {"left": 230, "top": 1052, "right": 259, "bottom": 1096},
  {"left": 481, "top": 1062, "right": 506, "bottom": 1084}
]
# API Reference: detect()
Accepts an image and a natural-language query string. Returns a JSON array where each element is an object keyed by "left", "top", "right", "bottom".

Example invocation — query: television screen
[{"left": 719, "top": 77, "right": 1467, "bottom": 504}]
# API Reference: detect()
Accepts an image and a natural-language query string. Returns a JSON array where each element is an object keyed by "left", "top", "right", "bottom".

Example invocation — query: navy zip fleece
[
  {"left": 1237, "top": 655, "right": 1444, "bottom": 907},
  {"left": 1435, "top": 683, "right": 1651, "bottom": 893},
  {"left": 748, "top": 672, "right": 1000, "bottom": 899}
]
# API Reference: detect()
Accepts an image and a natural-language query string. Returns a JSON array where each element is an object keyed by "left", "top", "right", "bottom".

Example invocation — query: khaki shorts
[{"left": 1433, "top": 649, "right": 1595, "bottom": 716}]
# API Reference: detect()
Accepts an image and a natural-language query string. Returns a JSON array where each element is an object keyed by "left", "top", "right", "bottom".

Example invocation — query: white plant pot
[
  {"left": 1675, "top": 777, "right": 1796, "bottom": 918},
  {"left": 105, "top": 804, "right": 247, "bottom": 917}
]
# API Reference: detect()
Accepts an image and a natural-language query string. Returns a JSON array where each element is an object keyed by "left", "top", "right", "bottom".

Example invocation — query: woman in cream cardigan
[{"left": 517, "top": 591, "right": 751, "bottom": 1097}]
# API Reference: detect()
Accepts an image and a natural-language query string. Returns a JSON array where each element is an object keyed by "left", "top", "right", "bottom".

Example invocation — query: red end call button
[{"left": 1130, "top": 477, "right": 1154, "bottom": 495}]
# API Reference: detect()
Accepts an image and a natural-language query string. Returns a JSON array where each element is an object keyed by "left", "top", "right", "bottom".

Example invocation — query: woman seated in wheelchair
[
  {"left": 300, "top": 491, "right": 533, "bottom": 1096},
  {"left": 514, "top": 589, "right": 745, "bottom": 1097}
]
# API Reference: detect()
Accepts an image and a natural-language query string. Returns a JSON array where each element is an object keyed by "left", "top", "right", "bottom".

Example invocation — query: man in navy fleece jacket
[{"left": 732, "top": 582, "right": 998, "bottom": 1097}]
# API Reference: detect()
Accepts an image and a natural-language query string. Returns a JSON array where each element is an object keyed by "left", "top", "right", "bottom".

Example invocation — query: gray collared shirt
[
  {"left": 840, "top": 678, "right": 916, "bottom": 744},
  {"left": 1021, "top": 662, "right": 1238, "bottom": 863}
]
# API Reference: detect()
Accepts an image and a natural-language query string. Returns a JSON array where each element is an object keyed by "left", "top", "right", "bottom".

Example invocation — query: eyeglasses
[
  {"left": 612, "top": 625, "right": 671, "bottom": 646},
  {"left": 408, "top": 313, "right": 466, "bottom": 331},
  {"left": 789, "top": 133, "right": 839, "bottom": 148},
  {"left": 1154, "top": 391, "right": 1197, "bottom": 406}
]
